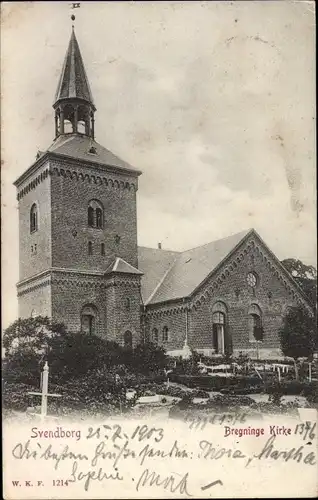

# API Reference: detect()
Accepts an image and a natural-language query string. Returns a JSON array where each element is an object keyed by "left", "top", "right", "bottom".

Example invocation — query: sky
[{"left": 1, "top": 1, "right": 316, "bottom": 327}]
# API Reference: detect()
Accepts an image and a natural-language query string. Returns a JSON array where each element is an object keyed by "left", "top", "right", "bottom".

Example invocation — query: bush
[
  {"left": 2, "top": 381, "right": 38, "bottom": 412},
  {"left": 279, "top": 306, "right": 316, "bottom": 362},
  {"left": 266, "top": 380, "right": 317, "bottom": 396},
  {"left": 130, "top": 342, "right": 167, "bottom": 373},
  {"left": 3, "top": 316, "right": 169, "bottom": 386}
]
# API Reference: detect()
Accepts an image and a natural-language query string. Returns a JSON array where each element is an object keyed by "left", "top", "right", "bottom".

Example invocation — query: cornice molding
[
  {"left": 15, "top": 151, "right": 140, "bottom": 197},
  {"left": 17, "top": 268, "right": 104, "bottom": 288},
  {"left": 17, "top": 267, "right": 141, "bottom": 296},
  {"left": 16, "top": 167, "right": 50, "bottom": 200},
  {"left": 16, "top": 158, "right": 138, "bottom": 200},
  {"left": 17, "top": 279, "right": 51, "bottom": 297}
]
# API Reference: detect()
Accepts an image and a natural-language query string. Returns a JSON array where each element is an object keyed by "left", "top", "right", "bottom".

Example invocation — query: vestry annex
[{"left": 15, "top": 28, "right": 312, "bottom": 359}]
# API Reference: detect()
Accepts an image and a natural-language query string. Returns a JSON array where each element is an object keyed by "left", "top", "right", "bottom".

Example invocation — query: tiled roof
[
  {"left": 47, "top": 134, "right": 141, "bottom": 173},
  {"left": 138, "top": 229, "right": 251, "bottom": 304},
  {"left": 54, "top": 28, "right": 95, "bottom": 106},
  {"left": 105, "top": 257, "right": 143, "bottom": 275},
  {"left": 138, "top": 247, "right": 180, "bottom": 303}
]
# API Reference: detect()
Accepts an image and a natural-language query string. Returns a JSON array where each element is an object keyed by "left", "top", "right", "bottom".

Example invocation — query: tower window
[
  {"left": 88, "top": 241, "right": 93, "bottom": 255},
  {"left": 152, "top": 328, "right": 159, "bottom": 343},
  {"left": 101, "top": 243, "right": 105, "bottom": 256},
  {"left": 125, "top": 298, "right": 131, "bottom": 310},
  {"left": 88, "top": 206, "right": 94, "bottom": 227},
  {"left": 162, "top": 326, "right": 169, "bottom": 342},
  {"left": 88, "top": 200, "right": 104, "bottom": 229},
  {"left": 30, "top": 204, "right": 38, "bottom": 233},
  {"left": 96, "top": 208, "right": 103, "bottom": 228}
]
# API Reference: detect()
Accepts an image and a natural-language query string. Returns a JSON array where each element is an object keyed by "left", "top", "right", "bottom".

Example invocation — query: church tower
[{"left": 14, "top": 27, "right": 143, "bottom": 346}]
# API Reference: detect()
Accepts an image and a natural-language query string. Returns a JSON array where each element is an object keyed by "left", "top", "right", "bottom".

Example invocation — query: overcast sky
[{"left": 1, "top": 1, "right": 316, "bottom": 327}]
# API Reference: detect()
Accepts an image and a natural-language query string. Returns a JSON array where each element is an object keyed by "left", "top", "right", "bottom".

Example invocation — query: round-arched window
[
  {"left": 162, "top": 326, "right": 169, "bottom": 342},
  {"left": 88, "top": 200, "right": 104, "bottom": 229},
  {"left": 30, "top": 204, "right": 38, "bottom": 233},
  {"left": 152, "top": 328, "right": 159, "bottom": 343},
  {"left": 248, "top": 303, "right": 263, "bottom": 343},
  {"left": 211, "top": 302, "right": 227, "bottom": 355}
]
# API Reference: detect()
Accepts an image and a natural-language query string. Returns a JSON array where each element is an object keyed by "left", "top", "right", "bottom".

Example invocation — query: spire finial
[{"left": 70, "top": 2, "right": 80, "bottom": 28}]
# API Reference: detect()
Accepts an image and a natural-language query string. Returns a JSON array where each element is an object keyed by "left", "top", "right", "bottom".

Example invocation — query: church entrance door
[{"left": 212, "top": 323, "right": 225, "bottom": 354}]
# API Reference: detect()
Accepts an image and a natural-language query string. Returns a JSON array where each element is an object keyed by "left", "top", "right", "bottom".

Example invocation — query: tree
[
  {"left": 279, "top": 306, "right": 316, "bottom": 379},
  {"left": 281, "top": 258, "right": 317, "bottom": 308},
  {"left": 49, "top": 333, "right": 126, "bottom": 383},
  {"left": 3, "top": 316, "right": 169, "bottom": 386},
  {"left": 130, "top": 342, "right": 167, "bottom": 374},
  {"left": 3, "top": 316, "right": 67, "bottom": 384}
]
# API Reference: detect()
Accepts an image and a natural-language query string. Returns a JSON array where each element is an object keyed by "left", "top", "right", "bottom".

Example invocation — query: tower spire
[{"left": 53, "top": 23, "right": 96, "bottom": 139}]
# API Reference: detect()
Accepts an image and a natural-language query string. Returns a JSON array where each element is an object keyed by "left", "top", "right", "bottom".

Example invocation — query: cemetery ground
[
  {"left": 3, "top": 353, "right": 318, "bottom": 423},
  {"left": 3, "top": 315, "right": 317, "bottom": 422}
]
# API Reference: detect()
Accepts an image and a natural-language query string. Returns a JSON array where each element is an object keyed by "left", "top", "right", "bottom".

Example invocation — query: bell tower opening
[{"left": 53, "top": 27, "right": 96, "bottom": 140}]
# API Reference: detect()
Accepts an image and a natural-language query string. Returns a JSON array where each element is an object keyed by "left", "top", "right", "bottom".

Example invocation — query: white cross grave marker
[{"left": 27, "top": 361, "right": 62, "bottom": 420}]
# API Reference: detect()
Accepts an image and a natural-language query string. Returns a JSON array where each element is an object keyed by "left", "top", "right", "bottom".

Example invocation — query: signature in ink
[
  {"left": 67, "top": 460, "right": 123, "bottom": 492},
  {"left": 136, "top": 468, "right": 192, "bottom": 496}
]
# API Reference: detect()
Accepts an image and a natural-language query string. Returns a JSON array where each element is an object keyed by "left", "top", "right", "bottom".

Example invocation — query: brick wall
[
  {"left": 105, "top": 277, "right": 142, "bottom": 346},
  {"left": 50, "top": 160, "right": 139, "bottom": 272},
  {"left": 17, "top": 163, "right": 51, "bottom": 282},
  {"left": 18, "top": 283, "right": 52, "bottom": 319},
  {"left": 49, "top": 272, "right": 141, "bottom": 345},
  {"left": 51, "top": 273, "right": 107, "bottom": 337},
  {"left": 189, "top": 247, "right": 296, "bottom": 355},
  {"left": 145, "top": 309, "right": 187, "bottom": 350},
  {"left": 144, "top": 244, "right": 299, "bottom": 358}
]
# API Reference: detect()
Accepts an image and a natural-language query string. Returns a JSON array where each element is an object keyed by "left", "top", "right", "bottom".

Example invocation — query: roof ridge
[
  {"left": 180, "top": 228, "right": 253, "bottom": 254},
  {"left": 138, "top": 245, "right": 181, "bottom": 253},
  {"left": 145, "top": 255, "right": 180, "bottom": 304}
]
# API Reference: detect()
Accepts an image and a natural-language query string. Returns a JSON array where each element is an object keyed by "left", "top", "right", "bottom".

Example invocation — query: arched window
[
  {"left": 162, "top": 326, "right": 169, "bottom": 342},
  {"left": 88, "top": 241, "right": 93, "bottom": 255},
  {"left": 30, "top": 204, "right": 38, "bottom": 233},
  {"left": 101, "top": 243, "right": 105, "bottom": 256},
  {"left": 248, "top": 304, "right": 263, "bottom": 343},
  {"left": 87, "top": 200, "right": 104, "bottom": 229},
  {"left": 212, "top": 302, "right": 227, "bottom": 354},
  {"left": 96, "top": 208, "right": 103, "bottom": 229},
  {"left": 124, "top": 331, "right": 133, "bottom": 349},
  {"left": 125, "top": 298, "right": 131, "bottom": 310},
  {"left": 81, "top": 304, "right": 98, "bottom": 335},
  {"left": 88, "top": 206, "right": 94, "bottom": 227},
  {"left": 152, "top": 328, "right": 159, "bottom": 343}
]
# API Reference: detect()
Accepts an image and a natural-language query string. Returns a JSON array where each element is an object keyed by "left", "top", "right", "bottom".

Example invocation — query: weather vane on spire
[{"left": 70, "top": 2, "right": 81, "bottom": 27}]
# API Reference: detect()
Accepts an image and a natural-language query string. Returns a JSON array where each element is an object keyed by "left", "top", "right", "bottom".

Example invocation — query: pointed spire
[
  {"left": 53, "top": 28, "right": 96, "bottom": 139},
  {"left": 54, "top": 28, "right": 95, "bottom": 109}
]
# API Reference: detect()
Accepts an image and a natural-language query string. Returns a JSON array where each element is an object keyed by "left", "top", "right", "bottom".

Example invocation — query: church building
[{"left": 15, "top": 28, "right": 313, "bottom": 360}]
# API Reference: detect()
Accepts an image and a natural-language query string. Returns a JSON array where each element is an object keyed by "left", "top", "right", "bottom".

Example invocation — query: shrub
[
  {"left": 279, "top": 306, "right": 316, "bottom": 373},
  {"left": 2, "top": 381, "right": 38, "bottom": 412},
  {"left": 130, "top": 342, "right": 167, "bottom": 373}
]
